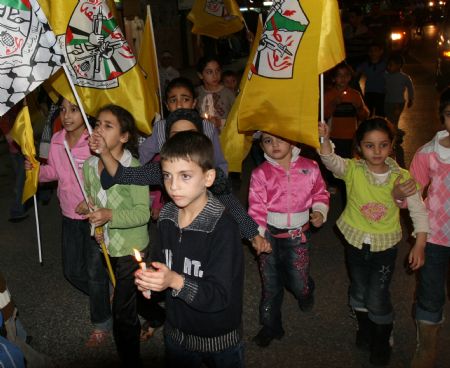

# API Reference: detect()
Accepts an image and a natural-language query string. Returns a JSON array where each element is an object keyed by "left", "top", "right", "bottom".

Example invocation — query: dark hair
[
  {"left": 439, "top": 87, "right": 450, "bottom": 124},
  {"left": 332, "top": 61, "right": 354, "bottom": 80},
  {"left": 387, "top": 53, "right": 404, "bottom": 68},
  {"left": 355, "top": 117, "right": 395, "bottom": 151},
  {"left": 96, "top": 104, "right": 138, "bottom": 158},
  {"left": 196, "top": 55, "right": 222, "bottom": 74},
  {"left": 160, "top": 131, "right": 214, "bottom": 172},
  {"left": 165, "top": 108, "right": 204, "bottom": 140},
  {"left": 222, "top": 70, "right": 238, "bottom": 79},
  {"left": 164, "top": 77, "right": 196, "bottom": 102}
]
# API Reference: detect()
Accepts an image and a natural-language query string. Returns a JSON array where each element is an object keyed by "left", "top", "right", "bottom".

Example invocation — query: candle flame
[
  {"left": 133, "top": 248, "right": 142, "bottom": 262},
  {"left": 204, "top": 113, "right": 209, "bottom": 119}
]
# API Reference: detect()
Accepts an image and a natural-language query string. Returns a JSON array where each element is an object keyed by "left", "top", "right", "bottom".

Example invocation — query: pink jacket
[
  {"left": 248, "top": 147, "right": 330, "bottom": 235},
  {"left": 409, "top": 130, "right": 450, "bottom": 246},
  {"left": 39, "top": 129, "right": 91, "bottom": 220}
]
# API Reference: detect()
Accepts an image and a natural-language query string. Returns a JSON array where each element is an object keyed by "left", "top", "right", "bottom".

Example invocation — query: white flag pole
[
  {"left": 319, "top": 73, "right": 325, "bottom": 144},
  {"left": 33, "top": 195, "right": 43, "bottom": 264},
  {"left": 61, "top": 64, "right": 93, "bottom": 136},
  {"left": 146, "top": 5, "right": 164, "bottom": 118}
]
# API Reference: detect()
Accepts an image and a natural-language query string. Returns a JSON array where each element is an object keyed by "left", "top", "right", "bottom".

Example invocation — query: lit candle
[
  {"left": 204, "top": 112, "right": 209, "bottom": 120},
  {"left": 134, "top": 249, "right": 151, "bottom": 298}
]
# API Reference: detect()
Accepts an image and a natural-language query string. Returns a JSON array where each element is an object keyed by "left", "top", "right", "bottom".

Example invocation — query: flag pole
[
  {"left": 63, "top": 140, "right": 116, "bottom": 287},
  {"left": 61, "top": 64, "right": 93, "bottom": 135},
  {"left": 146, "top": 5, "right": 164, "bottom": 118},
  {"left": 319, "top": 73, "right": 325, "bottom": 144},
  {"left": 33, "top": 194, "right": 43, "bottom": 264}
]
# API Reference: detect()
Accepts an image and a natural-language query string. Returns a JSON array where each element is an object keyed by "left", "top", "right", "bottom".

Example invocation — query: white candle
[{"left": 134, "top": 249, "right": 151, "bottom": 298}]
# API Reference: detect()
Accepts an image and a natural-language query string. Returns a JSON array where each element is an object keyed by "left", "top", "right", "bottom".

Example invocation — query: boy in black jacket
[{"left": 135, "top": 131, "right": 244, "bottom": 368}]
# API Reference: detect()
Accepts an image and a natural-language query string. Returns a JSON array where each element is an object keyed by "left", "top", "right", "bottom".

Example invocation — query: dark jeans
[
  {"left": 364, "top": 92, "right": 385, "bottom": 117},
  {"left": 258, "top": 230, "right": 313, "bottom": 335},
  {"left": 415, "top": 242, "right": 450, "bottom": 324},
  {"left": 9, "top": 152, "right": 26, "bottom": 218},
  {"left": 346, "top": 243, "right": 397, "bottom": 324},
  {"left": 111, "top": 253, "right": 145, "bottom": 368},
  {"left": 61, "top": 217, "right": 111, "bottom": 327},
  {"left": 164, "top": 336, "right": 244, "bottom": 368}
]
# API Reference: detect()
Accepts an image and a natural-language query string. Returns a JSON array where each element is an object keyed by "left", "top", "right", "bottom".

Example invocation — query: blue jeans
[
  {"left": 9, "top": 152, "right": 26, "bottom": 218},
  {"left": 415, "top": 242, "right": 450, "bottom": 324},
  {"left": 164, "top": 336, "right": 244, "bottom": 368},
  {"left": 346, "top": 243, "right": 397, "bottom": 324},
  {"left": 258, "top": 230, "right": 313, "bottom": 335},
  {"left": 61, "top": 217, "right": 111, "bottom": 328}
]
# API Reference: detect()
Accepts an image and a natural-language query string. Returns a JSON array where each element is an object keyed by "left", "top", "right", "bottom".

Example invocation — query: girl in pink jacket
[
  {"left": 248, "top": 132, "right": 329, "bottom": 348},
  {"left": 27, "top": 98, "right": 112, "bottom": 346}
]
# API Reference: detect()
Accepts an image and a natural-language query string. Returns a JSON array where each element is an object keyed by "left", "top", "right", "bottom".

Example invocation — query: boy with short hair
[{"left": 135, "top": 131, "right": 244, "bottom": 368}]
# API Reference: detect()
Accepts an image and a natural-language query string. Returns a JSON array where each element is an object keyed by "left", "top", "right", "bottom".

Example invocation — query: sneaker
[
  {"left": 85, "top": 329, "right": 110, "bottom": 348},
  {"left": 252, "top": 327, "right": 284, "bottom": 348}
]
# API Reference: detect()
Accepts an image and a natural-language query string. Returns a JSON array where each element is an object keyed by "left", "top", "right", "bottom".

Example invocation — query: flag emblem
[
  {"left": 251, "top": 0, "right": 308, "bottom": 79},
  {"left": 62, "top": 0, "right": 135, "bottom": 89},
  {"left": 0, "top": 0, "right": 63, "bottom": 116}
]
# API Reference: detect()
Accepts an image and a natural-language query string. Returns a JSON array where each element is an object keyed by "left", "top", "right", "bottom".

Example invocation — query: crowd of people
[{"left": 1, "top": 3, "right": 449, "bottom": 368}]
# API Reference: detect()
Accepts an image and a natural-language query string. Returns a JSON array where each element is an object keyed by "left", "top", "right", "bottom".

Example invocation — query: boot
[
  {"left": 411, "top": 320, "right": 440, "bottom": 368},
  {"left": 355, "top": 311, "right": 371, "bottom": 351},
  {"left": 370, "top": 322, "right": 393, "bottom": 366}
]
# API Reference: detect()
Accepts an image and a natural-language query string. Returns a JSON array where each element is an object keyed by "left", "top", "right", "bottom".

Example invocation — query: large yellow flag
[
  {"left": 139, "top": 6, "right": 161, "bottom": 116},
  {"left": 237, "top": 0, "right": 345, "bottom": 148},
  {"left": 9, "top": 106, "right": 40, "bottom": 203},
  {"left": 220, "top": 16, "right": 264, "bottom": 173},
  {"left": 187, "top": 0, "right": 244, "bottom": 39},
  {"left": 40, "top": 0, "right": 157, "bottom": 135}
]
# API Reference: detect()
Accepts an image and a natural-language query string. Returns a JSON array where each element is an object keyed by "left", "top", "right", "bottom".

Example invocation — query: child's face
[
  {"left": 95, "top": 111, "right": 128, "bottom": 153},
  {"left": 199, "top": 61, "right": 221, "bottom": 89},
  {"left": 387, "top": 61, "right": 401, "bottom": 73},
  {"left": 368, "top": 46, "right": 383, "bottom": 63},
  {"left": 162, "top": 158, "right": 215, "bottom": 210},
  {"left": 223, "top": 75, "right": 238, "bottom": 91},
  {"left": 334, "top": 68, "right": 352, "bottom": 90},
  {"left": 260, "top": 133, "right": 293, "bottom": 163},
  {"left": 169, "top": 120, "right": 198, "bottom": 138},
  {"left": 358, "top": 129, "right": 392, "bottom": 171},
  {"left": 166, "top": 86, "right": 196, "bottom": 112},
  {"left": 60, "top": 99, "right": 84, "bottom": 134}
]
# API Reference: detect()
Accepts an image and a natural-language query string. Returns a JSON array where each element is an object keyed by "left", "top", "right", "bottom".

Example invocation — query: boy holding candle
[{"left": 134, "top": 131, "right": 245, "bottom": 368}]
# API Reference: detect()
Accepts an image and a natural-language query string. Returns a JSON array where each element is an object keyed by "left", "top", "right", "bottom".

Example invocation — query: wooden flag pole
[
  {"left": 63, "top": 140, "right": 116, "bottom": 287},
  {"left": 146, "top": 5, "right": 164, "bottom": 118}
]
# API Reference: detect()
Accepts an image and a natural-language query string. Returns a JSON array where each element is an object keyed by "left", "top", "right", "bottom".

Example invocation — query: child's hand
[
  {"left": 135, "top": 262, "right": 182, "bottom": 292},
  {"left": 209, "top": 116, "right": 222, "bottom": 130},
  {"left": 408, "top": 241, "right": 426, "bottom": 271},
  {"left": 151, "top": 207, "right": 161, "bottom": 221},
  {"left": 75, "top": 200, "right": 90, "bottom": 215},
  {"left": 24, "top": 156, "right": 35, "bottom": 170},
  {"left": 392, "top": 175, "right": 417, "bottom": 203},
  {"left": 89, "top": 131, "right": 108, "bottom": 154},
  {"left": 251, "top": 235, "right": 272, "bottom": 255},
  {"left": 310, "top": 211, "right": 324, "bottom": 227},
  {"left": 318, "top": 121, "right": 330, "bottom": 140},
  {"left": 86, "top": 208, "right": 112, "bottom": 227}
]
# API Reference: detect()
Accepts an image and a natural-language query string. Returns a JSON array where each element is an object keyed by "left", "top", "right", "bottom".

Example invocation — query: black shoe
[
  {"left": 8, "top": 214, "right": 29, "bottom": 223},
  {"left": 252, "top": 327, "right": 284, "bottom": 347},
  {"left": 298, "top": 293, "right": 314, "bottom": 312},
  {"left": 370, "top": 323, "right": 393, "bottom": 366}
]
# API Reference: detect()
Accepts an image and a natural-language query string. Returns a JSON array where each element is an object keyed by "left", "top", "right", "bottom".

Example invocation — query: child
[
  {"left": 26, "top": 98, "right": 112, "bottom": 347},
  {"left": 222, "top": 70, "right": 240, "bottom": 96},
  {"left": 384, "top": 53, "right": 414, "bottom": 129},
  {"left": 138, "top": 77, "right": 228, "bottom": 175},
  {"left": 356, "top": 43, "right": 387, "bottom": 117},
  {"left": 78, "top": 104, "right": 150, "bottom": 366},
  {"left": 408, "top": 88, "right": 450, "bottom": 368},
  {"left": 318, "top": 118, "right": 429, "bottom": 366},
  {"left": 90, "top": 108, "right": 270, "bottom": 256},
  {"left": 135, "top": 131, "right": 245, "bottom": 368},
  {"left": 248, "top": 132, "right": 329, "bottom": 347},
  {"left": 196, "top": 56, "right": 235, "bottom": 131}
]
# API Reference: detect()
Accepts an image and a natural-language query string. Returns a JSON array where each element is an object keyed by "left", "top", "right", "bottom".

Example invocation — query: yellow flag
[
  {"left": 237, "top": 0, "right": 345, "bottom": 148},
  {"left": 220, "top": 16, "right": 264, "bottom": 173},
  {"left": 40, "top": 0, "right": 157, "bottom": 135},
  {"left": 187, "top": 0, "right": 244, "bottom": 39},
  {"left": 9, "top": 106, "right": 40, "bottom": 203},
  {"left": 139, "top": 6, "right": 161, "bottom": 116}
]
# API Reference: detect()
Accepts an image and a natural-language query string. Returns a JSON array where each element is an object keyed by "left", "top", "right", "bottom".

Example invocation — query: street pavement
[{"left": 1, "top": 26, "right": 450, "bottom": 368}]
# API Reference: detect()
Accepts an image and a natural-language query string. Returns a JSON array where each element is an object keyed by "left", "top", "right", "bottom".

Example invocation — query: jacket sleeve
[
  {"left": 100, "top": 162, "right": 162, "bottom": 189},
  {"left": 110, "top": 184, "right": 150, "bottom": 228},
  {"left": 211, "top": 129, "right": 228, "bottom": 175},
  {"left": 174, "top": 216, "right": 243, "bottom": 313},
  {"left": 248, "top": 168, "right": 268, "bottom": 236},
  {"left": 310, "top": 163, "right": 330, "bottom": 222},
  {"left": 138, "top": 133, "right": 159, "bottom": 165},
  {"left": 38, "top": 141, "right": 59, "bottom": 182}
]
